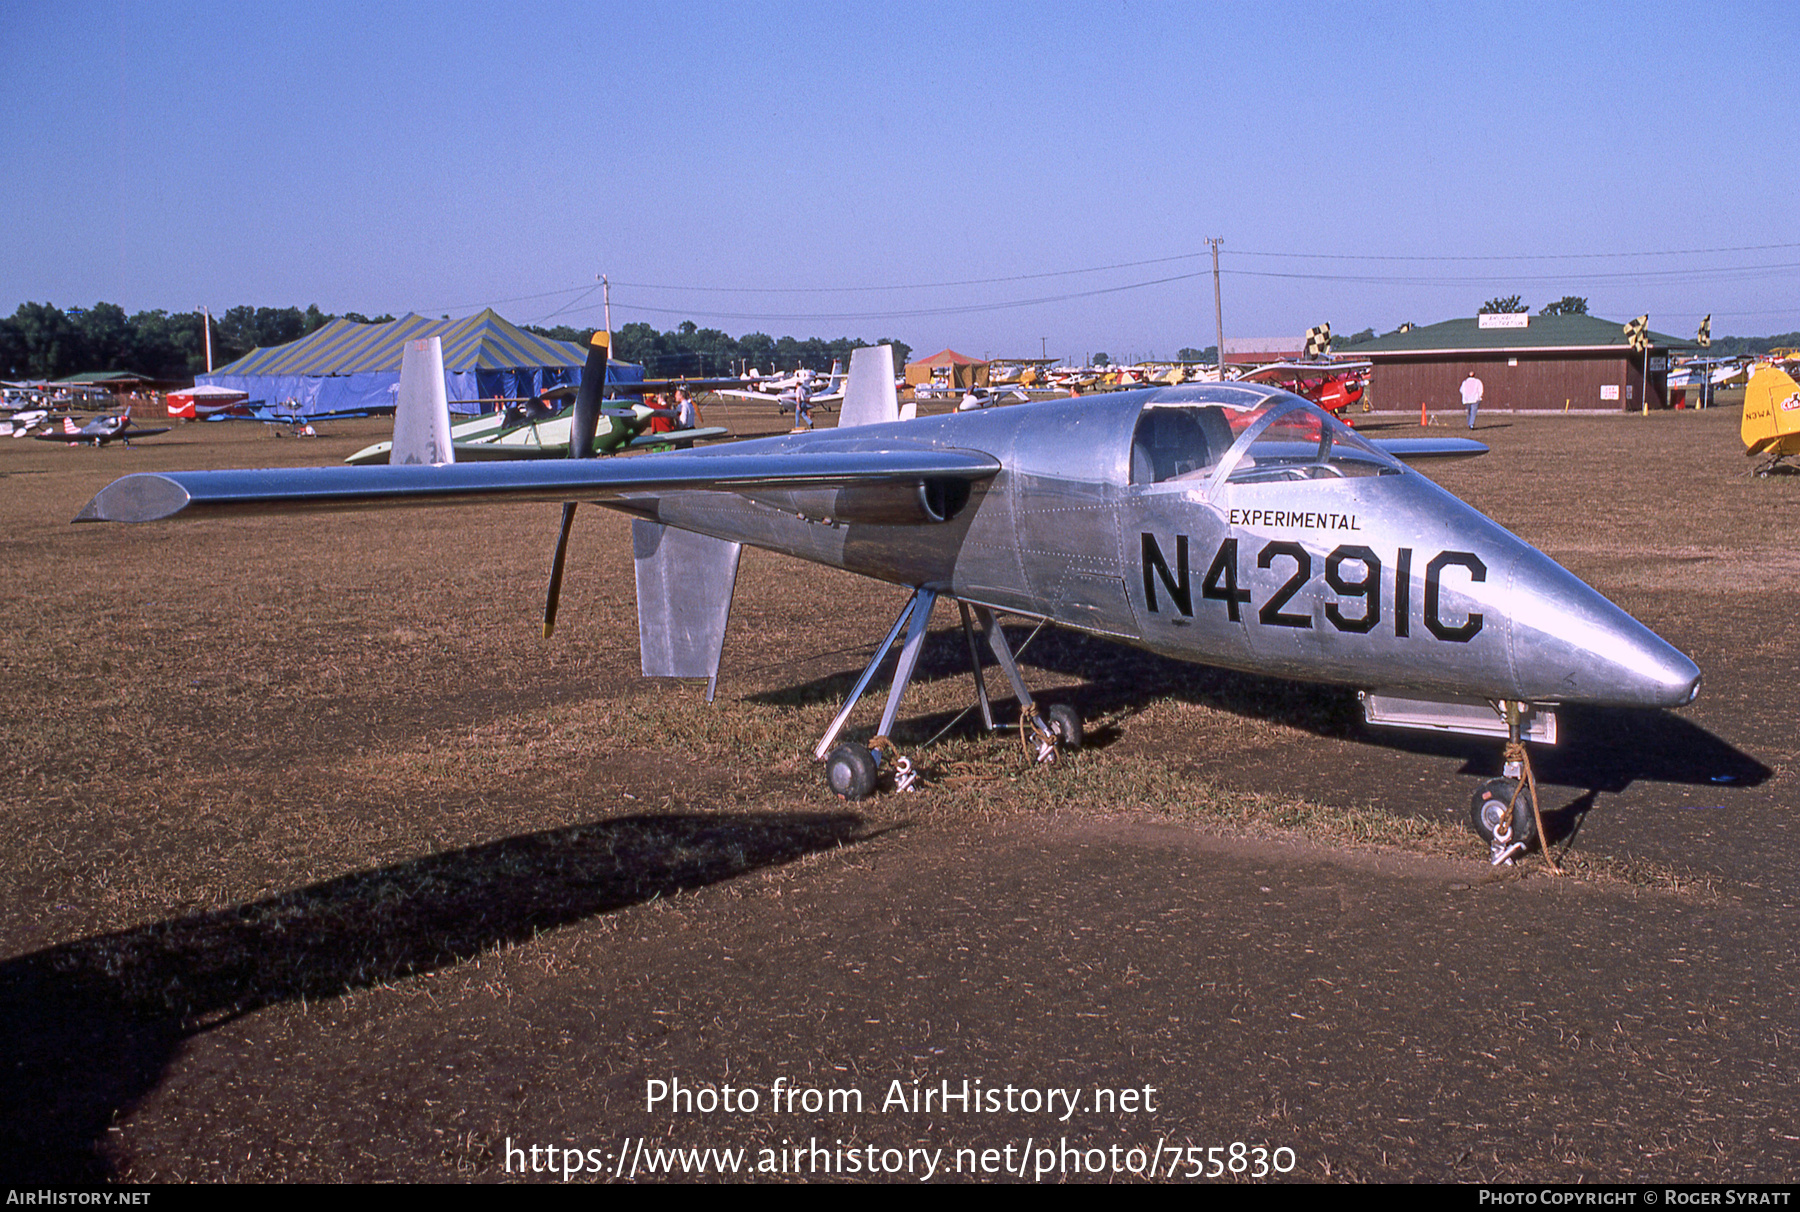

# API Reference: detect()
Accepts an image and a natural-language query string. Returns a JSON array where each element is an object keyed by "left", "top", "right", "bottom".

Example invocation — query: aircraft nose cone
[
  {"left": 1506, "top": 548, "right": 1700, "bottom": 708},
  {"left": 1583, "top": 625, "right": 1701, "bottom": 708},
  {"left": 1634, "top": 630, "right": 1702, "bottom": 705}
]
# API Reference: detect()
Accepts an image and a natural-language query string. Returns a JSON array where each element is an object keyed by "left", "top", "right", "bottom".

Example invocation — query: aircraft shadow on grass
[
  {"left": 0, "top": 811, "right": 865, "bottom": 1182},
  {"left": 749, "top": 622, "right": 1769, "bottom": 798}
]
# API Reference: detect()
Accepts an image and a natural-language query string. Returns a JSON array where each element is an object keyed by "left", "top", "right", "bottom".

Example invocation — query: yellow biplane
[{"left": 1742, "top": 365, "right": 1800, "bottom": 476}]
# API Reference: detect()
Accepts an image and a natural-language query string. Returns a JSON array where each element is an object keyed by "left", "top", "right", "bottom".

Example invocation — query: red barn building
[{"left": 1344, "top": 314, "right": 1697, "bottom": 413}]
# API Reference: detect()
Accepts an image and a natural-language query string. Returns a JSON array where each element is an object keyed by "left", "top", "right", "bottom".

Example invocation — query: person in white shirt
[{"left": 1460, "top": 372, "right": 1484, "bottom": 429}]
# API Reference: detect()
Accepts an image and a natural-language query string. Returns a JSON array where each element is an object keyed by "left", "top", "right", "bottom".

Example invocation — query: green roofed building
[
  {"left": 1341, "top": 314, "right": 1698, "bottom": 414},
  {"left": 200, "top": 309, "right": 641, "bottom": 417},
  {"left": 51, "top": 371, "right": 157, "bottom": 387}
]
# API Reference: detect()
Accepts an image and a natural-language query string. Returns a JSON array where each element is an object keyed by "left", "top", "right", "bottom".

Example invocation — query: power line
[
  {"left": 1228, "top": 262, "right": 1800, "bottom": 287},
  {"left": 606, "top": 253, "right": 1207, "bottom": 295},
  {"left": 534, "top": 281, "right": 603, "bottom": 324},
  {"left": 573, "top": 242, "right": 1800, "bottom": 298},
  {"left": 1660, "top": 307, "right": 1800, "bottom": 320},
  {"left": 590, "top": 261, "right": 1792, "bottom": 325},
  {"left": 597, "top": 272, "right": 1211, "bottom": 324},
  {"left": 435, "top": 241, "right": 1800, "bottom": 323},
  {"left": 1232, "top": 242, "right": 1800, "bottom": 262},
  {"left": 421, "top": 282, "right": 594, "bottom": 313}
]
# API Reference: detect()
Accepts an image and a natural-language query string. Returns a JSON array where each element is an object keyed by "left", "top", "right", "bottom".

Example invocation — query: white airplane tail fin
[
  {"left": 390, "top": 337, "right": 454, "bottom": 465},
  {"left": 837, "top": 345, "right": 899, "bottom": 428},
  {"left": 824, "top": 359, "right": 845, "bottom": 395}
]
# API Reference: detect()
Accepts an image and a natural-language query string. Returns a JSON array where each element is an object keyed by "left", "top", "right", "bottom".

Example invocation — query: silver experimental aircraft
[{"left": 76, "top": 335, "right": 1700, "bottom": 861}]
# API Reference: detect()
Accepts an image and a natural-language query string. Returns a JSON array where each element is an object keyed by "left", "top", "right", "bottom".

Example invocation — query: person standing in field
[{"left": 1460, "top": 371, "right": 1484, "bottom": 429}]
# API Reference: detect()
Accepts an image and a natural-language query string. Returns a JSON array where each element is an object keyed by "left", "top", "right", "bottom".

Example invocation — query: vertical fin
[
  {"left": 633, "top": 520, "right": 742, "bottom": 701},
  {"left": 390, "top": 337, "right": 453, "bottom": 465},
  {"left": 837, "top": 344, "right": 899, "bottom": 428}
]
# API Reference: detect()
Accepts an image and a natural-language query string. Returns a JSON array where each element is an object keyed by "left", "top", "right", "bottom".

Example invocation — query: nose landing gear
[{"left": 1469, "top": 701, "right": 1555, "bottom": 868}]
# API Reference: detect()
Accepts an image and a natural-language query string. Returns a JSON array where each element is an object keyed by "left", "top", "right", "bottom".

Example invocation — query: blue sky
[{"left": 4, "top": 0, "right": 1794, "bottom": 360}]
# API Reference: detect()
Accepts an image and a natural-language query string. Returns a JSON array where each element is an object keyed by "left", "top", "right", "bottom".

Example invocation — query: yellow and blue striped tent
[{"left": 200, "top": 310, "right": 641, "bottom": 416}]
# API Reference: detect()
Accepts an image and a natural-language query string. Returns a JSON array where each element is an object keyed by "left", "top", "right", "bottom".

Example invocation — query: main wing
[
  {"left": 75, "top": 446, "right": 1001, "bottom": 523},
  {"left": 1238, "top": 360, "right": 1374, "bottom": 382},
  {"left": 1367, "top": 436, "right": 1488, "bottom": 460}
]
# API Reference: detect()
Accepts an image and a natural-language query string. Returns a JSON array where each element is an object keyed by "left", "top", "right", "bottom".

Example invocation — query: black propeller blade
[
  {"left": 544, "top": 502, "right": 577, "bottom": 638},
  {"left": 544, "top": 330, "right": 609, "bottom": 637},
  {"left": 569, "top": 331, "right": 607, "bottom": 461}
]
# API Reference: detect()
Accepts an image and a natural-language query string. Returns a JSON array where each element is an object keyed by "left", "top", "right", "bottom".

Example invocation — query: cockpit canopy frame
[{"left": 1129, "top": 386, "right": 1403, "bottom": 498}]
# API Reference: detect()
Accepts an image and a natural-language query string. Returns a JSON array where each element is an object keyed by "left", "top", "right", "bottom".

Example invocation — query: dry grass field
[{"left": 2, "top": 394, "right": 1796, "bottom": 1182}]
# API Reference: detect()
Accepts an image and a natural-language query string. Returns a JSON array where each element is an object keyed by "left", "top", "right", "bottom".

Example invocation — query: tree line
[
  {"left": 0, "top": 302, "right": 361, "bottom": 382},
  {"left": 526, "top": 319, "right": 913, "bottom": 380},
  {"left": 0, "top": 301, "right": 915, "bottom": 384},
  {"left": 9, "top": 298, "right": 1789, "bottom": 384}
]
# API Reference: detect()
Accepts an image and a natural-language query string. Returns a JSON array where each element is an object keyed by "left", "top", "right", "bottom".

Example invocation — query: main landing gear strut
[{"left": 815, "top": 588, "right": 1081, "bottom": 800}]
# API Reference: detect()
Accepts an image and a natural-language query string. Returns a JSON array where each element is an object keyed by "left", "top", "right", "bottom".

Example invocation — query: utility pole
[
  {"left": 199, "top": 305, "right": 212, "bottom": 373},
  {"left": 1207, "top": 237, "right": 1225, "bottom": 379},
  {"left": 601, "top": 274, "right": 611, "bottom": 335}
]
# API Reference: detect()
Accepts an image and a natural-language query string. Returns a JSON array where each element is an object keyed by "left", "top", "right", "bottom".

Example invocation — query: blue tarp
[{"left": 200, "top": 310, "right": 642, "bottom": 416}]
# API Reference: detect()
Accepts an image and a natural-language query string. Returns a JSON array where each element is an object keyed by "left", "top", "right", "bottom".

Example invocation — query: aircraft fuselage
[{"left": 639, "top": 388, "right": 1699, "bottom": 711}]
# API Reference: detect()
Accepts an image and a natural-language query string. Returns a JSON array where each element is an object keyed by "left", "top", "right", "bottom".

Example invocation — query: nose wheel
[
  {"left": 1468, "top": 702, "right": 1556, "bottom": 868},
  {"left": 1471, "top": 777, "right": 1536, "bottom": 863}
]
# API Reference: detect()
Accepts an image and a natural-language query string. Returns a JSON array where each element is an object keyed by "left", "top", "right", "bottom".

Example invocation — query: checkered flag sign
[
  {"left": 1697, "top": 315, "right": 1711, "bottom": 349},
  {"left": 1623, "top": 315, "right": 1649, "bottom": 353},
  {"left": 1304, "top": 323, "right": 1332, "bottom": 358}
]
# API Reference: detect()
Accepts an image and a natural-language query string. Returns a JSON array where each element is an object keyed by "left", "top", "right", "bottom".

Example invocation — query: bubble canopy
[{"left": 1130, "top": 394, "right": 1401, "bottom": 490}]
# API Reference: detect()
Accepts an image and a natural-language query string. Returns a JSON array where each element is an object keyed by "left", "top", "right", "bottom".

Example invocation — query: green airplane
[{"left": 346, "top": 385, "right": 728, "bottom": 465}]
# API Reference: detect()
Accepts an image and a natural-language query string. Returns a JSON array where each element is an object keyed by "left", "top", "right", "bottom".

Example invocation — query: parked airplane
[
  {"left": 166, "top": 385, "right": 251, "bottom": 419},
  {"left": 35, "top": 414, "right": 170, "bottom": 447},
  {"left": 343, "top": 357, "right": 730, "bottom": 466},
  {"left": 1239, "top": 361, "right": 1370, "bottom": 422},
  {"left": 222, "top": 401, "right": 395, "bottom": 425},
  {"left": 0, "top": 409, "right": 48, "bottom": 437},
  {"left": 450, "top": 401, "right": 728, "bottom": 461},
  {"left": 951, "top": 384, "right": 1032, "bottom": 411},
  {"left": 1741, "top": 364, "right": 1800, "bottom": 475},
  {"left": 715, "top": 362, "right": 847, "bottom": 410},
  {"left": 985, "top": 359, "right": 1058, "bottom": 388},
  {"left": 77, "top": 335, "right": 1699, "bottom": 864}
]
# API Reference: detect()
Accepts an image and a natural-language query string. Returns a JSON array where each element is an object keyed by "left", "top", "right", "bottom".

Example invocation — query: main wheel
[
  {"left": 1469, "top": 777, "right": 1537, "bottom": 848},
  {"left": 825, "top": 743, "right": 878, "bottom": 801},
  {"left": 1044, "top": 703, "right": 1084, "bottom": 751}
]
